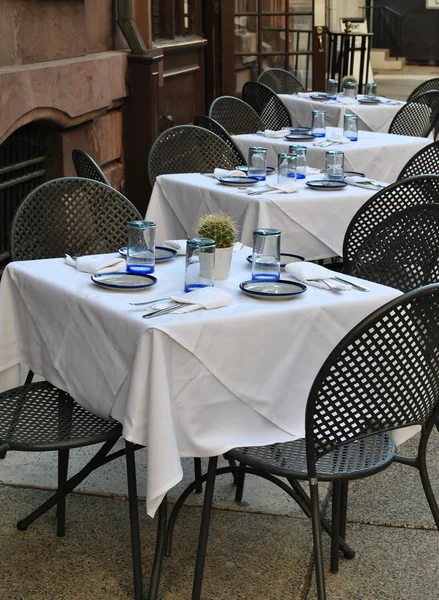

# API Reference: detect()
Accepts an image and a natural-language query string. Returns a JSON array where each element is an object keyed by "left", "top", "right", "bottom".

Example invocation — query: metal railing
[
  {"left": 362, "top": 5, "right": 403, "bottom": 57},
  {"left": 327, "top": 32, "right": 373, "bottom": 95}
]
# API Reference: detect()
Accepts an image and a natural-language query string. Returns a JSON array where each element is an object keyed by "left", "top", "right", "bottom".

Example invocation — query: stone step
[{"left": 371, "top": 48, "right": 406, "bottom": 71}]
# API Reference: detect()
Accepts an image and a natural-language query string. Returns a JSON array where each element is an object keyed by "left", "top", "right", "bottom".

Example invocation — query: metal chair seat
[
  {"left": 72, "top": 149, "right": 110, "bottom": 186},
  {"left": 388, "top": 90, "right": 439, "bottom": 137},
  {"left": 257, "top": 68, "right": 305, "bottom": 94},
  {"left": 228, "top": 433, "right": 395, "bottom": 481},
  {"left": 209, "top": 96, "right": 264, "bottom": 135},
  {"left": 242, "top": 81, "right": 293, "bottom": 130}
]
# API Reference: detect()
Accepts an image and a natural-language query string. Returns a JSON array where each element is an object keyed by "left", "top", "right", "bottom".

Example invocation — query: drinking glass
[
  {"left": 327, "top": 78, "right": 338, "bottom": 100},
  {"left": 288, "top": 144, "right": 307, "bottom": 179},
  {"left": 325, "top": 150, "right": 344, "bottom": 181},
  {"left": 277, "top": 153, "right": 297, "bottom": 184},
  {"left": 343, "top": 82, "right": 357, "bottom": 99},
  {"left": 365, "top": 82, "right": 377, "bottom": 99},
  {"left": 311, "top": 110, "right": 326, "bottom": 137},
  {"left": 127, "top": 221, "right": 156, "bottom": 274},
  {"left": 343, "top": 114, "right": 359, "bottom": 141},
  {"left": 185, "top": 238, "right": 216, "bottom": 292},
  {"left": 248, "top": 146, "right": 267, "bottom": 181},
  {"left": 252, "top": 228, "right": 281, "bottom": 281}
]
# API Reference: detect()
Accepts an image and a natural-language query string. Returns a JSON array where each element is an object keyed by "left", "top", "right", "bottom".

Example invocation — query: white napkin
[
  {"left": 344, "top": 176, "right": 386, "bottom": 191},
  {"left": 313, "top": 131, "right": 350, "bottom": 146},
  {"left": 65, "top": 253, "right": 126, "bottom": 274},
  {"left": 163, "top": 240, "right": 242, "bottom": 254},
  {"left": 376, "top": 96, "right": 401, "bottom": 105},
  {"left": 305, "top": 166, "right": 320, "bottom": 175},
  {"left": 285, "top": 261, "right": 351, "bottom": 290},
  {"left": 247, "top": 180, "right": 303, "bottom": 195},
  {"left": 214, "top": 168, "right": 246, "bottom": 179},
  {"left": 170, "top": 287, "right": 232, "bottom": 314},
  {"left": 297, "top": 92, "right": 313, "bottom": 98},
  {"left": 337, "top": 96, "right": 356, "bottom": 105},
  {"left": 263, "top": 129, "right": 290, "bottom": 138}
]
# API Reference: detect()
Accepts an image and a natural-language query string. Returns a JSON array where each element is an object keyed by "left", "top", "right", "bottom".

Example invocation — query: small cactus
[
  {"left": 341, "top": 75, "right": 357, "bottom": 89},
  {"left": 196, "top": 213, "right": 239, "bottom": 249}
]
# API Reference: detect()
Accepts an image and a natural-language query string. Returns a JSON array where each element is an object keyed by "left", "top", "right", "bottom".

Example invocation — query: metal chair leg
[
  {"left": 418, "top": 451, "right": 439, "bottom": 529},
  {"left": 125, "top": 441, "right": 144, "bottom": 600},
  {"left": 148, "top": 496, "right": 167, "bottom": 600},
  {"left": 194, "top": 457, "right": 203, "bottom": 494},
  {"left": 192, "top": 455, "right": 218, "bottom": 600},
  {"left": 339, "top": 481, "right": 349, "bottom": 541},
  {"left": 234, "top": 462, "right": 245, "bottom": 503},
  {"left": 56, "top": 449, "right": 69, "bottom": 537},
  {"left": 309, "top": 479, "right": 327, "bottom": 600},
  {"left": 330, "top": 482, "right": 341, "bottom": 573}
]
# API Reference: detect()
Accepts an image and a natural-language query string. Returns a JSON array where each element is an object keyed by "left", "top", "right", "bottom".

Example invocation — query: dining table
[
  {"left": 146, "top": 172, "right": 381, "bottom": 260},
  {"left": 0, "top": 252, "right": 403, "bottom": 518},
  {"left": 280, "top": 93, "right": 404, "bottom": 133},
  {"left": 233, "top": 126, "right": 432, "bottom": 183}
]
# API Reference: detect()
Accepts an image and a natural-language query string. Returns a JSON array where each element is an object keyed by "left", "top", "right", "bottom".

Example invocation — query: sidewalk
[{"left": 374, "top": 64, "right": 439, "bottom": 101}]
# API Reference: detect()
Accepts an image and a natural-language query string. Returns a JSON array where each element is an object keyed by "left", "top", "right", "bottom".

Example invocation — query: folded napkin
[
  {"left": 285, "top": 261, "right": 351, "bottom": 290},
  {"left": 313, "top": 132, "right": 351, "bottom": 147},
  {"left": 297, "top": 92, "right": 313, "bottom": 98},
  {"left": 305, "top": 166, "right": 320, "bottom": 175},
  {"left": 376, "top": 96, "right": 401, "bottom": 105},
  {"left": 65, "top": 253, "right": 126, "bottom": 274},
  {"left": 214, "top": 168, "right": 246, "bottom": 178},
  {"left": 247, "top": 181, "right": 303, "bottom": 195},
  {"left": 337, "top": 96, "right": 356, "bottom": 105},
  {"left": 170, "top": 286, "right": 232, "bottom": 314},
  {"left": 263, "top": 129, "right": 290, "bottom": 138},
  {"left": 163, "top": 240, "right": 243, "bottom": 254},
  {"left": 344, "top": 176, "right": 387, "bottom": 191}
]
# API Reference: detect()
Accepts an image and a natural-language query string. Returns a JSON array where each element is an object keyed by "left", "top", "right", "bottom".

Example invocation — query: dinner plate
[
  {"left": 217, "top": 176, "right": 259, "bottom": 186},
  {"left": 91, "top": 272, "right": 157, "bottom": 290},
  {"left": 239, "top": 279, "right": 307, "bottom": 300},
  {"left": 306, "top": 180, "right": 347, "bottom": 191},
  {"left": 284, "top": 133, "right": 316, "bottom": 142},
  {"left": 236, "top": 165, "right": 276, "bottom": 175},
  {"left": 344, "top": 170, "right": 366, "bottom": 178},
  {"left": 357, "top": 98, "right": 380, "bottom": 105},
  {"left": 310, "top": 94, "right": 330, "bottom": 101},
  {"left": 119, "top": 246, "right": 177, "bottom": 262},
  {"left": 286, "top": 126, "right": 312, "bottom": 134},
  {"left": 246, "top": 253, "right": 305, "bottom": 268}
]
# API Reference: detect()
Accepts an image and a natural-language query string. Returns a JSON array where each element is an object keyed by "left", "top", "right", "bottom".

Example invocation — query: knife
[{"left": 333, "top": 276, "right": 370, "bottom": 292}]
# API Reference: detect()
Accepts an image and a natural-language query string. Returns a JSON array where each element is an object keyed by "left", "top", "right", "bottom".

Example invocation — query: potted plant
[
  {"left": 196, "top": 213, "right": 239, "bottom": 280},
  {"left": 341, "top": 74, "right": 357, "bottom": 89}
]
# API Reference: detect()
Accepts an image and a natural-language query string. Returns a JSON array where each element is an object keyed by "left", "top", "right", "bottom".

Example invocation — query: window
[{"left": 152, "top": 0, "right": 201, "bottom": 42}]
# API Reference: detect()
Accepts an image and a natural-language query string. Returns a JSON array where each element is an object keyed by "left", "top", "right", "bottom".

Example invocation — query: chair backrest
[
  {"left": 10, "top": 177, "right": 141, "bottom": 261},
  {"left": 72, "top": 149, "right": 110, "bottom": 186},
  {"left": 342, "top": 174, "right": 439, "bottom": 274},
  {"left": 388, "top": 90, "right": 439, "bottom": 137},
  {"left": 305, "top": 283, "right": 439, "bottom": 476},
  {"left": 193, "top": 115, "right": 246, "bottom": 166},
  {"left": 257, "top": 68, "right": 305, "bottom": 94},
  {"left": 209, "top": 96, "right": 264, "bottom": 135},
  {"left": 407, "top": 78, "right": 439, "bottom": 102},
  {"left": 242, "top": 81, "right": 292, "bottom": 130},
  {"left": 148, "top": 125, "right": 238, "bottom": 186},
  {"left": 397, "top": 141, "right": 439, "bottom": 179}
]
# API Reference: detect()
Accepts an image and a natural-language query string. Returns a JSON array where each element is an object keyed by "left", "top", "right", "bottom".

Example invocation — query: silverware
[
  {"left": 332, "top": 276, "right": 370, "bottom": 292},
  {"left": 306, "top": 278, "right": 345, "bottom": 291},
  {"left": 142, "top": 304, "right": 181, "bottom": 319},
  {"left": 130, "top": 297, "right": 172, "bottom": 306}
]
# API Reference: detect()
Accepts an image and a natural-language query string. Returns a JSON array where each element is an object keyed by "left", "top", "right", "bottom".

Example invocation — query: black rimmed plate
[
  {"left": 306, "top": 180, "right": 347, "bottom": 191},
  {"left": 246, "top": 253, "right": 305, "bottom": 268},
  {"left": 91, "top": 272, "right": 157, "bottom": 290},
  {"left": 236, "top": 165, "right": 276, "bottom": 175},
  {"left": 344, "top": 171, "right": 366, "bottom": 178},
  {"left": 357, "top": 98, "right": 380, "bottom": 105},
  {"left": 286, "top": 126, "right": 312, "bottom": 134},
  {"left": 284, "top": 133, "right": 316, "bottom": 142},
  {"left": 119, "top": 246, "right": 177, "bottom": 262},
  {"left": 217, "top": 176, "right": 259, "bottom": 186},
  {"left": 239, "top": 279, "right": 307, "bottom": 300}
]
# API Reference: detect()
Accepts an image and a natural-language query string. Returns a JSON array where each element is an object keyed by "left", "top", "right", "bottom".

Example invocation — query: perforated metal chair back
[
  {"left": 257, "top": 68, "right": 305, "bottom": 94},
  {"left": 148, "top": 125, "right": 238, "bottom": 186},
  {"left": 72, "top": 149, "right": 110, "bottom": 185},
  {"left": 209, "top": 96, "right": 264, "bottom": 135},
  {"left": 388, "top": 90, "right": 439, "bottom": 137},
  {"left": 407, "top": 78, "right": 439, "bottom": 102},
  {"left": 342, "top": 174, "right": 439, "bottom": 277},
  {"left": 397, "top": 141, "right": 439, "bottom": 179},
  {"left": 242, "top": 81, "right": 293, "bottom": 130},
  {"left": 193, "top": 115, "right": 246, "bottom": 166},
  {"left": 10, "top": 177, "right": 141, "bottom": 261}
]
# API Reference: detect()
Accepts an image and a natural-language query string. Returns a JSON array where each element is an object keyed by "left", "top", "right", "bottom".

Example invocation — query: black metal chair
[
  {"left": 193, "top": 115, "right": 246, "bottom": 166},
  {"left": 209, "top": 96, "right": 264, "bottom": 135},
  {"left": 407, "top": 78, "right": 439, "bottom": 102},
  {"left": 72, "top": 149, "right": 110, "bottom": 185},
  {"left": 148, "top": 125, "right": 238, "bottom": 186},
  {"left": 397, "top": 141, "right": 439, "bottom": 179},
  {"left": 341, "top": 174, "right": 439, "bottom": 287},
  {"left": 10, "top": 177, "right": 141, "bottom": 261},
  {"left": 257, "top": 68, "right": 305, "bottom": 94},
  {"left": 388, "top": 90, "right": 439, "bottom": 137},
  {"left": 242, "top": 81, "right": 293, "bottom": 130},
  {"left": 168, "top": 284, "right": 439, "bottom": 600}
]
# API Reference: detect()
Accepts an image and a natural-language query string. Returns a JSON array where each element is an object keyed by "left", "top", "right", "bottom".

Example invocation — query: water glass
[
  {"left": 311, "top": 110, "right": 326, "bottom": 137},
  {"left": 325, "top": 150, "right": 344, "bottom": 181},
  {"left": 277, "top": 153, "right": 297, "bottom": 184},
  {"left": 185, "top": 238, "right": 216, "bottom": 292},
  {"left": 248, "top": 146, "right": 267, "bottom": 181},
  {"left": 343, "top": 114, "right": 359, "bottom": 141},
  {"left": 127, "top": 221, "right": 156, "bottom": 274},
  {"left": 365, "top": 82, "right": 377, "bottom": 99},
  {"left": 252, "top": 228, "right": 281, "bottom": 281},
  {"left": 343, "top": 82, "right": 357, "bottom": 99},
  {"left": 289, "top": 144, "right": 307, "bottom": 179},
  {"left": 327, "top": 78, "right": 338, "bottom": 100}
]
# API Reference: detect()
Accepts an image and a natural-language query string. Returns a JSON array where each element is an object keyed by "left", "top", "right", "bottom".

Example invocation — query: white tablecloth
[
  {"left": 233, "top": 127, "right": 432, "bottom": 183},
  {"left": 0, "top": 255, "right": 401, "bottom": 516},
  {"left": 280, "top": 94, "right": 403, "bottom": 133},
  {"left": 146, "top": 173, "right": 378, "bottom": 260}
]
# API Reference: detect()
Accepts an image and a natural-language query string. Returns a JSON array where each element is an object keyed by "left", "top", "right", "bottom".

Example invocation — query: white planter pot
[{"left": 214, "top": 246, "right": 233, "bottom": 281}]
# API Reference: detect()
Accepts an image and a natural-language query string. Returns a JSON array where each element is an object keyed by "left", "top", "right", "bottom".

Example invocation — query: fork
[
  {"left": 142, "top": 304, "right": 182, "bottom": 319},
  {"left": 306, "top": 278, "right": 345, "bottom": 291}
]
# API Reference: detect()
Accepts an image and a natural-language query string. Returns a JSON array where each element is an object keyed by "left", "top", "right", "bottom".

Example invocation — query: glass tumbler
[
  {"left": 311, "top": 110, "right": 326, "bottom": 137},
  {"left": 365, "top": 82, "right": 377, "bottom": 99},
  {"left": 343, "top": 82, "right": 357, "bottom": 100},
  {"left": 277, "top": 153, "right": 297, "bottom": 184},
  {"left": 327, "top": 78, "right": 338, "bottom": 100},
  {"left": 185, "top": 237, "right": 216, "bottom": 292},
  {"left": 343, "top": 114, "right": 359, "bottom": 141},
  {"left": 289, "top": 144, "right": 307, "bottom": 179},
  {"left": 248, "top": 146, "right": 267, "bottom": 181},
  {"left": 325, "top": 150, "right": 345, "bottom": 181},
  {"left": 127, "top": 221, "right": 156, "bottom": 274},
  {"left": 252, "top": 228, "right": 281, "bottom": 281}
]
